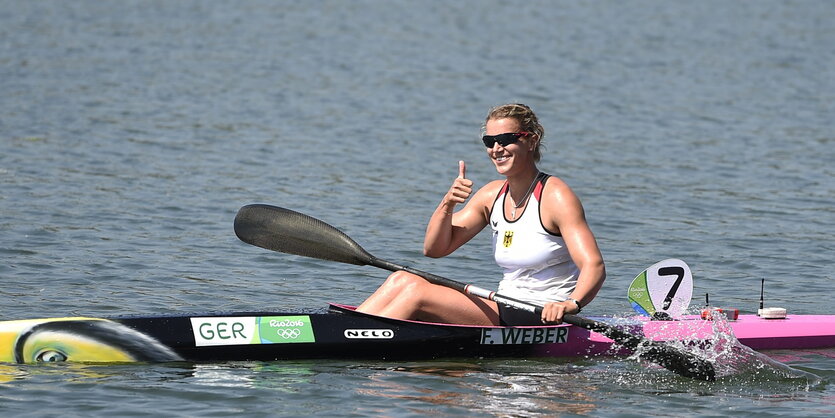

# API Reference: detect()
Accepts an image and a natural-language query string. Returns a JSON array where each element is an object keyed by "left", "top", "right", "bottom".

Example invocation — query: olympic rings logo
[{"left": 276, "top": 328, "right": 302, "bottom": 339}]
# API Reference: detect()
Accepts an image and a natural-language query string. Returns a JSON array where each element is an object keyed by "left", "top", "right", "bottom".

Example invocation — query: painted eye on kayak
[{"left": 35, "top": 350, "right": 68, "bottom": 363}]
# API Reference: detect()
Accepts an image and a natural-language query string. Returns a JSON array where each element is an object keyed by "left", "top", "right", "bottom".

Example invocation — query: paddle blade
[
  {"left": 563, "top": 314, "right": 715, "bottom": 381},
  {"left": 641, "top": 342, "right": 716, "bottom": 381},
  {"left": 234, "top": 204, "right": 375, "bottom": 266}
]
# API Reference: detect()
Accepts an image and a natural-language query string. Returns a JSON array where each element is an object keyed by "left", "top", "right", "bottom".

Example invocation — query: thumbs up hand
[{"left": 445, "top": 160, "right": 473, "bottom": 207}]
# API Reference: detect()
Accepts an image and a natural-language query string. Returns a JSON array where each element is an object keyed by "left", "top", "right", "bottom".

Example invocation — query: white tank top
[{"left": 490, "top": 173, "right": 580, "bottom": 306}]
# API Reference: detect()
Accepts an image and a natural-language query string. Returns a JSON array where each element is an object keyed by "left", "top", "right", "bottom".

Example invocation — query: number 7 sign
[{"left": 628, "top": 259, "right": 694, "bottom": 319}]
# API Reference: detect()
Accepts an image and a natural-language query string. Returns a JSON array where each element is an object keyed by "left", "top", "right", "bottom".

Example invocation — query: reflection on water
[
  {"left": 189, "top": 361, "right": 318, "bottom": 392},
  {"left": 0, "top": 361, "right": 182, "bottom": 384},
  {"left": 0, "top": 363, "right": 28, "bottom": 383},
  {"left": 1, "top": 354, "right": 829, "bottom": 415},
  {"left": 354, "top": 361, "right": 600, "bottom": 416}
]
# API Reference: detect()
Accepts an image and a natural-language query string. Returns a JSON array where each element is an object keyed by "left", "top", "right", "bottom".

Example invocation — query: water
[{"left": 1, "top": 0, "right": 833, "bottom": 415}]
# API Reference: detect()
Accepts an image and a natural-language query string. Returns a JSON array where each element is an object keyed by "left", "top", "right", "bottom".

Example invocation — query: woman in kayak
[{"left": 357, "top": 103, "right": 606, "bottom": 325}]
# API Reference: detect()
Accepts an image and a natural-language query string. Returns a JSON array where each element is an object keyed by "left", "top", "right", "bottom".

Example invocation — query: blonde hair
[{"left": 483, "top": 103, "right": 545, "bottom": 162}]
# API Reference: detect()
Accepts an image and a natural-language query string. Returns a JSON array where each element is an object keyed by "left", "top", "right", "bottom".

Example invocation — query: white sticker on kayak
[
  {"left": 480, "top": 327, "right": 569, "bottom": 345},
  {"left": 343, "top": 329, "right": 395, "bottom": 339},
  {"left": 191, "top": 316, "right": 257, "bottom": 346}
]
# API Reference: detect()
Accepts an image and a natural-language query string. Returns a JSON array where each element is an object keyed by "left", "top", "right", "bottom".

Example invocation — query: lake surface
[{"left": 2, "top": 0, "right": 833, "bottom": 416}]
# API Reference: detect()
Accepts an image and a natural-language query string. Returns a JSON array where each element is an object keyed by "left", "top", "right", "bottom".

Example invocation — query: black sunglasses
[{"left": 481, "top": 132, "right": 530, "bottom": 148}]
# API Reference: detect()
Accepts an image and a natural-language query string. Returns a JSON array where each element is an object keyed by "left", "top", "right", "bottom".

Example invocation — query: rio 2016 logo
[
  {"left": 268, "top": 319, "right": 305, "bottom": 328},
  {"left": 260, "top": 316, "right": 315, "bottom": 344}
]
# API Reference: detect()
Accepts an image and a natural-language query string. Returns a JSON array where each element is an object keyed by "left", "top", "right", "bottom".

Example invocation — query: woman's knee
[{"left": 383, "top": 271, "right": 428, "bottom": 294}]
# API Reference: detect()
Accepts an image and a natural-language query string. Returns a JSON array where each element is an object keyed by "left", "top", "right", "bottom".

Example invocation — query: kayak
[{"left": 3, "top": 303, "right": 834, "bottom": 364}]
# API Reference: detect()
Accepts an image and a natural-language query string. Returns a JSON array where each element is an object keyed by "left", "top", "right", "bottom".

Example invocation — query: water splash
[
  {"left": 620, "top": 310, "right": 823, "bottom": 389},
  {"left": 696, "top": 310, "right": 822, "bottom": 386}
]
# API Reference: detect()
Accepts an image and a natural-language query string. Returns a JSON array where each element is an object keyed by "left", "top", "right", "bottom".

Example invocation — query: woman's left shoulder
[
  {"left": 542, "top": 175, "right": 578, "bottom": 201},
  {"left": 539, "top": 175, "right": 585, "bottom": 233}
]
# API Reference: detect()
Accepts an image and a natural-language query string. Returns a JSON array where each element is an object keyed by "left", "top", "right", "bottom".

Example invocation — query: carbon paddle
[{"left": 233, "top": 204, "right": 716, "bottom": 381}]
